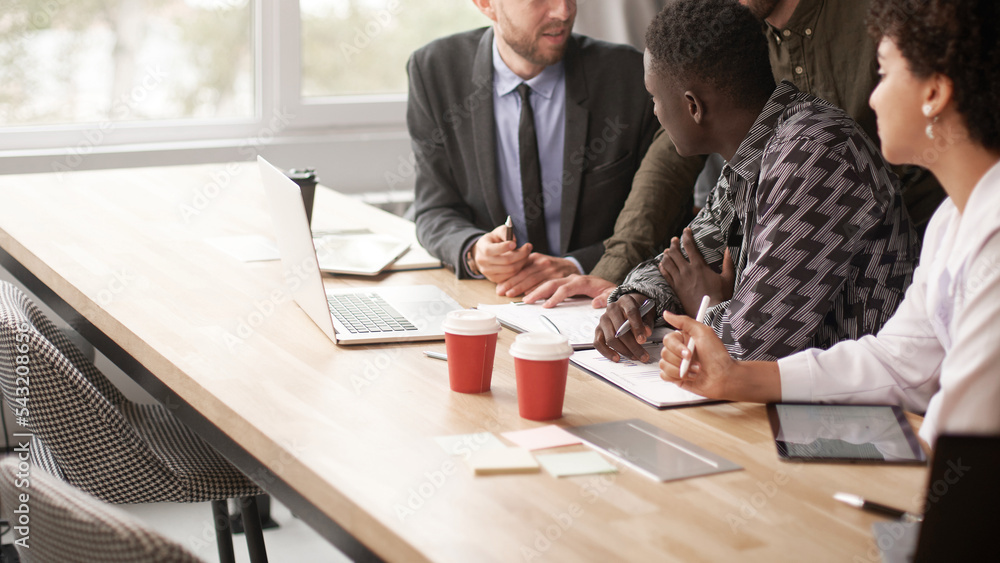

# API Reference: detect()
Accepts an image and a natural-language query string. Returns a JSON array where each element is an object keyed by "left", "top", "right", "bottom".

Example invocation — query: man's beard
[
  {"left": 496, "top": 6, "right": 571, "bottom": 67},
  {"left": 744, "top": 0, "right": 780, "bottom": 20}
]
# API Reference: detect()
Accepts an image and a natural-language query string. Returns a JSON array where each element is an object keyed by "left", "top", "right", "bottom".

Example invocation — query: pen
[
  {"left": 834, "top": 492, "right": 923, "bottom": 523},
  {"left": 423, "top": 351, "right": 448, "bottom": 361},
  {"left": 504, "top": 215, "right": 514, "bottom": 242},
  {"left": 614, "top": 298, "right": 655, "bottom": 339},
  {"left": 678, "top": 295, "right": 711, "bottom": 379},
  {"left": 539, "top": 314, "right": 561, "bottom": 334}
]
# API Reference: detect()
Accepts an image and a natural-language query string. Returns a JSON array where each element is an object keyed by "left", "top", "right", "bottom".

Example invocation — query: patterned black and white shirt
[{"left": 610, "top": 82, "right": 920, "bottom": 361}]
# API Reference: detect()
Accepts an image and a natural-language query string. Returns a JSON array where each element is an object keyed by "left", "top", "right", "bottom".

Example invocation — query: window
[
  {"left": 0, "top": 0, "right": 487, "bottom": 153},
  {"left": 301, "top": 0, "right": 484, "bottom": 98},
  {"left": 0, "top": 0, "right": 254, "bottom": 127}
]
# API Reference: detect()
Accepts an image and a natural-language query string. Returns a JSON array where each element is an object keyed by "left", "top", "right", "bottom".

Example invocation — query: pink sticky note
[{"left": 501, "top": 425, "right": 582, "bottom": 451}]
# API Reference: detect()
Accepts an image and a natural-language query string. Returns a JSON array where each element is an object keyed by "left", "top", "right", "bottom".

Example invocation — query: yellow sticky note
[{"left": 468, "top": 448, "right": 540, "bottom": 475}]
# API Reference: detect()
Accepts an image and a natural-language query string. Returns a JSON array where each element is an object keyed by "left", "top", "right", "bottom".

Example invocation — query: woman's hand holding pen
[{"left": 659, "top": 310, "right": 781, "bottom": 403}]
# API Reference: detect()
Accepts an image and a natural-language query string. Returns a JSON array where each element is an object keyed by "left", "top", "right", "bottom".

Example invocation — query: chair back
[
  {"left": 0, "top": 457, "right": 202, "bottom": 563},
  {"left": 0, "top": 282, "right": 186, "bottom": 503}
]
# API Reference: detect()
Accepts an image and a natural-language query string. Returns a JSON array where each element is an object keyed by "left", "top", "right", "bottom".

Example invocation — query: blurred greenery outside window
[
  {"left": 301, "top": 0, "right": 485, "bottom": 98},
  {"left": 0, "top": 0, "right": 486, "bottom": 129}
]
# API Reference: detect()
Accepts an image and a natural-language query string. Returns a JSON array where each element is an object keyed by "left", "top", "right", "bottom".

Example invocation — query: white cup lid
[
  {"left": 442, "top": 309, "right": 501, "bottom": 336},
  {"left": 510, "top": 332, "right": 573, "bottom": 361}
]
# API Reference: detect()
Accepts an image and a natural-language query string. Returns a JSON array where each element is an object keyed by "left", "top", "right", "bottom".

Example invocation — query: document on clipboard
[
  {"left": 570, "top": 342, "right": 716, "bottom": 409},
  {"left": 477, "top": 299, "right": 672, "bottom": 350}
]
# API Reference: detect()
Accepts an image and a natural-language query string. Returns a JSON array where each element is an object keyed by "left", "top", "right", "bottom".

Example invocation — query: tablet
[
  {"left": 766, "top": 404, "right": 927, "bottom": 464},
  {"left": 312, "top": 233, "right": 410, "bottom": 276}
]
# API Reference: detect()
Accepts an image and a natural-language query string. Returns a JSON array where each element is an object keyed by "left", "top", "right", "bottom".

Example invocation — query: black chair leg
[
  {"left": 212, "top": 500, "right": 236, "bottom": 563},
  {"left": 231, "top": 494, "right": 279, "bottom": 532},
  {"left": 240, "top": 496, "right": 269, "bottom": 563}
]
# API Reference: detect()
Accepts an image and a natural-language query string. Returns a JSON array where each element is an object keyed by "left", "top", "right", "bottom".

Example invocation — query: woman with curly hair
[{"left": 657, "top": 0, "right": 1000, "bottom": 449}]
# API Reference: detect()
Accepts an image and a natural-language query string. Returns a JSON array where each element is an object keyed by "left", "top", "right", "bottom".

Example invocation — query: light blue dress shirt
[
  {"left": 462, "top": 39, "right": 584, "bottom": 277},
  {"left": 492, "top": 39, "right": 568, "bottom": 257}
]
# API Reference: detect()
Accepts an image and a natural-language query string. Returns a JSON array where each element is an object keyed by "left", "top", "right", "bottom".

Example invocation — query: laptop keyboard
[{"left": 327, "top": 293, "right": 418, "bottom": 334}]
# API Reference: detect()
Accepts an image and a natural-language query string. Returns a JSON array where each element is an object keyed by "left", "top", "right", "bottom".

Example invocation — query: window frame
[{"left": 0, "top": 0, "right": 408, "bottom": 154}]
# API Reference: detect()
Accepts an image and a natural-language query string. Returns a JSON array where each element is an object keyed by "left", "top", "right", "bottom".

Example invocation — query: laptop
[
  {"left": 257, "top": 156, "right": 462, "bottom": 344},
  {"left": 873, "top": 434, "right": 1000, "bottom": 562}
]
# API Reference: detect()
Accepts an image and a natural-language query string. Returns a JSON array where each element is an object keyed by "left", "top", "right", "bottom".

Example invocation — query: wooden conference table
[{"left": 0, "top": 163, "right": 929, "bottom": 562}]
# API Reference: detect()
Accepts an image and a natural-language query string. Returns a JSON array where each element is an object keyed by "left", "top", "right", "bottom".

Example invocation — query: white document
[
  {"left": 570, "top": 342, "right": 714, "bottom": 408},
  {"left": 478, "top": 299, "right": 672, "bottom": 350}
]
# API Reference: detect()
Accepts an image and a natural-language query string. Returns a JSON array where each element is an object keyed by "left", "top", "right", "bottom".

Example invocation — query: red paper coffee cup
[
  {"left": 443, "top": 309, "right": 501, "bottom": 394},
  {"left": 510, "top": 333, "right": 574, "bottom": 420}
]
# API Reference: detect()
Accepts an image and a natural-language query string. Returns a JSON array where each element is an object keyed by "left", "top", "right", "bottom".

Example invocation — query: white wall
[{"left": 0, "top": 132, "right": 415, "bottom": 197}]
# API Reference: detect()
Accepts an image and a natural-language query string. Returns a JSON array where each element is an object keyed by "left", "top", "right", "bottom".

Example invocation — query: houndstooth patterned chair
[
  {"left": 0, "top": 456, "right": 203, "bottom": 562},
  {"left": 0, "top": 282, "right": 268, "bottom": 562}
]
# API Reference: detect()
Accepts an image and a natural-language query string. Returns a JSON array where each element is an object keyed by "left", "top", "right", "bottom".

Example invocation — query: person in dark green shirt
[{"left": 517, "top": 0, "right": 944, "bottom": 306}]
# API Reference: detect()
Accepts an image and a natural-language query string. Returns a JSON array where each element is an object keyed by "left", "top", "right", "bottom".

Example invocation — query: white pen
[
  {"left": 679, "top": 295, "right": 711, "bottom": 379},
  {"left": 614, "top": 298, "right": 655, "bottom": 339},
  {"left": 539, "top": 314, "right": 561, "bottom": 334}
]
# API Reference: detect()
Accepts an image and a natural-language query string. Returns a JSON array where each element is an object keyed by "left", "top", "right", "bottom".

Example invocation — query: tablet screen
[
  {"left": 766, "top": 404, "right": 927, "bottom": 464},
  {"left": 313, "top": 233, "right": 410, "bottom": 275}
]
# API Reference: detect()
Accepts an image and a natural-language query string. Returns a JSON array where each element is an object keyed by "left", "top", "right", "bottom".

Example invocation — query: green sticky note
[{"left": 536, "top": 451, "right": 618, "bottom": 478}]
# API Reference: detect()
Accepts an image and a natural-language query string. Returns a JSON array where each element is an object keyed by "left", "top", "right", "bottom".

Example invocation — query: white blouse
[{"left": 778, "top": 160, "right": 1000, "bottom": 446}]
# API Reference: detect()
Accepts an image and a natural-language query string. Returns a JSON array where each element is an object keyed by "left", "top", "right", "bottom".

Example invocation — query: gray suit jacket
[{"left": 407, "top": 27, "right": 658, "bottom": 278}]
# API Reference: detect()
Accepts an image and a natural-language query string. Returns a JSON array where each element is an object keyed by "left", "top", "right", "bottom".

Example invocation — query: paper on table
[
  {"left": 536, "top": 451, "right": 618, "bottom": 478},
  {"left": 206, "top": 235, "right": 280, "bottom": 262},
  {"left": 468, "top": 448, "right": 540, "bottom": 475},
  {"left": 477, "top": 299, "right": 671, "bottom": 350},
  {"left": 435, "top": 433, "right": 507, "bottom": 457},
  {"left": 501, "top": 425, "right": 582, "bottom": 451},
  {"left": 570, "top": 342, "right": 714, "bottom": 409}
]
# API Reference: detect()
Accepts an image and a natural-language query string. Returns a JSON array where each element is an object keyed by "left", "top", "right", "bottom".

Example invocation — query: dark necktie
[{"left": 516, "top": 83, "right": 551, "bottom": 256}]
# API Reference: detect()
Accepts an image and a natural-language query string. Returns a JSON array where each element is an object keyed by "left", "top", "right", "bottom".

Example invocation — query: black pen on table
[
  {"left": 614, "top": 298, "right": 654, "bottom": 339},
  {"left": 834, "top": 492, "right": 923, "bottom": 523}
]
